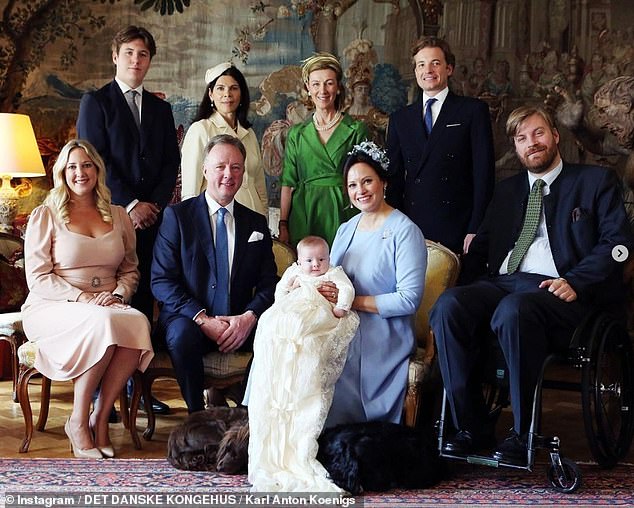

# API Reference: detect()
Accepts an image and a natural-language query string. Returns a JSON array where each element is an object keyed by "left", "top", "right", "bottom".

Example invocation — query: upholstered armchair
[
  {"left": 403, "top": 240, "right": 460, "bottom": 428},
  {"left": 128, "top": 239, "right": 297, "bottom": 448},
  {"left": 0, "top": 232, "right": 28, "bottom": 402}
]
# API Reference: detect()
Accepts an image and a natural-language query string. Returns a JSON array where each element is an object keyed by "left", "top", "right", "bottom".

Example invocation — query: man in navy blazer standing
[
  {"left": 430, "top": 106, "right": 633, "bottom": 464},
  {"left": 77, "top": 26, "right": 180, "bottom": 415},
  {"left": 151, "top": 135, "right": 278, "bottom": 413},
  {"left": 76, "top": 25, "right": 180, "bottom": 324},
  {"left": 387, "top": 37, "right": 495, "bottom": 254}
]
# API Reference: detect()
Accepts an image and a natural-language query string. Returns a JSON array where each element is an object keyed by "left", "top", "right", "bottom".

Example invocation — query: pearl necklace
[{"left": 313, "top": 111, "right": 342, "bottom": 132}]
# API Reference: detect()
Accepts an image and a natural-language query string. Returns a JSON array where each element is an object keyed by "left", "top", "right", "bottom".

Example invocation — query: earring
[
  {"left": 307, "top": 92, "right": 311, "bottom": 96},
  {"left": 383, "top": 185, "right": 387, "bottom": 199}
]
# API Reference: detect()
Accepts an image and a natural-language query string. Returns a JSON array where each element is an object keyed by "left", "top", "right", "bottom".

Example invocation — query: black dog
[
  {"left": 167, "top": 406, "right": 248, "bottom": 472},
  {"left": 317, "top": 421, "right": 445, "bottom": 495}
]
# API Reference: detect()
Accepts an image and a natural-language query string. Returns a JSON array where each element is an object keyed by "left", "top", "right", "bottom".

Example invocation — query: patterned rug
[{"left": 1, "top": 459, "right": 633, "bottom": 507}]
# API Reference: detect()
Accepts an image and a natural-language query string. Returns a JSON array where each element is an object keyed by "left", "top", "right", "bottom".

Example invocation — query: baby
[
  {"left": 279, "top": 235, "right": 354, "bottom": 318},
  {"left": 244, "top": 235, "right": 359, "bottom": 492}
]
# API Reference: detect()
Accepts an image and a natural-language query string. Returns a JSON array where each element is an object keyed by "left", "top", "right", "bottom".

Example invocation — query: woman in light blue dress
[{"left": 325, "top": 141, "right": 427, "bottom": 427}]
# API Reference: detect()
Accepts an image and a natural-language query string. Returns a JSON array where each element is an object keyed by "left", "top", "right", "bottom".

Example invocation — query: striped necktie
[{"left": 507, "top": 179, "right": 546, "bottom": 274}]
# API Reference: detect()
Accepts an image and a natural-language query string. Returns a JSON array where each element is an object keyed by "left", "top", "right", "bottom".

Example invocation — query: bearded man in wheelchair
[{"left": 430, "top": 105, "right": 634, "bottom": 465}]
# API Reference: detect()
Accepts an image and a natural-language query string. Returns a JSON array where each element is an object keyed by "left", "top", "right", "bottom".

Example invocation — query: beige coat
[{"left": 180, "top": 111, "right": 268, "bottom": 216}]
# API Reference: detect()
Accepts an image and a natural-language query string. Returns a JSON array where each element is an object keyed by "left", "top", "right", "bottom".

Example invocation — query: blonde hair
[
  {"left": 297, "top": 235, "right": 330, "bottom": 256},
  {"left": 44, "top": 139, "right": 112, "bottom": 224},
  {"left": 505, "top": 106, "right": 557, "bottom": 139},
  {"left": 301, "top": 52, "right": 345, "bottom": 111}
]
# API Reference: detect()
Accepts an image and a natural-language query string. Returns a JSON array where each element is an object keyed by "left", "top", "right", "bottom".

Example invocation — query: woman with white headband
[{"left": 180, "top": 62, "right": 268, "bottom": 215}]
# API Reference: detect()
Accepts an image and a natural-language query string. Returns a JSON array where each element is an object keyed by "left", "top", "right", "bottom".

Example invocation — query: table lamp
[{"left": 0, "top": 113, "right": 46, "bottom": 233}]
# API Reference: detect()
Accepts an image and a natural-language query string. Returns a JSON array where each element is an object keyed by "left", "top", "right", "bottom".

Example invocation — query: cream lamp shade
[
  {"left": 0, "top": 113, "right": 46, "bottom": 177},
  {"left": 0, "top": 113, "right": 45, "bottom": 233}
]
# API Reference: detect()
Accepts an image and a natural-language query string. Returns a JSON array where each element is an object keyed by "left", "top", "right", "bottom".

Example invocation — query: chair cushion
[
  {"left": 148, "top": 350, "right": 252, "bottom": 379},
  {"left": 272, "top": 240, "right": 297, "bottom": 277},
  {"left": 204, "top": 351, "right": 252, "bottom": 378},
  {"left": 0, "top": 311, "right": 23, "bottom": 336},
  {"left": 18, "top": 340, "right": 37, "bottom": 368},
  {"left": 415, "top": 241, "right": 460, "bottom": 346}
]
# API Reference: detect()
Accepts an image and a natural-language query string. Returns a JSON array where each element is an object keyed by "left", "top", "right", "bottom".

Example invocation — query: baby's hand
[
  {"left": 290, "top": 276, "right": 302, "bottom": 290},
  {"left": 332, "top": 307, "right": 347, "bottom": 318}
]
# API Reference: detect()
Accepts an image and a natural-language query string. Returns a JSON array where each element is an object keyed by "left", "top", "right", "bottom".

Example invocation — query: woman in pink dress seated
[{"left": 21, "top": 139, "right": 154, "bottom": 458}]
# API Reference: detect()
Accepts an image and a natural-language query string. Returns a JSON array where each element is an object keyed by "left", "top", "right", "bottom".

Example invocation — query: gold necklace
[{"left": 313, "top": 111, "right": 342, "bottom": 132}]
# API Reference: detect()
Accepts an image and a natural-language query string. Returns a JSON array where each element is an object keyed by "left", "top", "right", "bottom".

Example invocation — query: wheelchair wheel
[
  {"left": 581, "top": 316, "right": 634, "bottom": 467},
  {"left": 546, "top": 457, "right": 582, "bottom": 493}
]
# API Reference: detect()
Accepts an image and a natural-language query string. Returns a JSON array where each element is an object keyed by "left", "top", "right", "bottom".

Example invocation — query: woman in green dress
[{"left": 278, "top": 53, "right": 369, "bottom": 246}]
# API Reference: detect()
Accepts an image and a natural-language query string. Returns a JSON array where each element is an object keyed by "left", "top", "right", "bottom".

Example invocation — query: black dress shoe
[
  {"left": 442, "top": 430, "right": 474, "bottom": 455},
  {"left": 493, "top": 430, "right": 528, "bottom": 465},
  {"left": 140, "top": 396, "right": 171, "bottom": 415}
]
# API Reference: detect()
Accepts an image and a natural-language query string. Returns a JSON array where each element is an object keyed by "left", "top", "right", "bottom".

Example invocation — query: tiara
[{"left": 348, "top": 140, "right": 390, "bottom": 172}]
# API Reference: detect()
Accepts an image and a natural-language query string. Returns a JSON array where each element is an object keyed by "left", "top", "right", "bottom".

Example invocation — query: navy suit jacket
[
  {"left": 386, "top": 92, "right": 495, "bottom": 252},
  {"left": 464, "top": 164, "right": 634, "bottom": 305},
  {"left": 151, "top": 194, "right": 278, "bottom": 343},
  {"left": 76, "top": 80, "right": 180, "bottom": 209}
]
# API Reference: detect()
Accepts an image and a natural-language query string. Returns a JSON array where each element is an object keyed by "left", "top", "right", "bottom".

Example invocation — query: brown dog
[
  {"left": 216, "top": 418, "right": 249, "bottom": 473},
  {"left": 167, "top": 406, "right": 248, "bottom": 472}
]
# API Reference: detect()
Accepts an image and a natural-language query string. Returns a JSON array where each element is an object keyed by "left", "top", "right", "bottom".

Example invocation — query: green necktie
[{"left": 507, "top": 179, "right": 545, "bottom": 274}]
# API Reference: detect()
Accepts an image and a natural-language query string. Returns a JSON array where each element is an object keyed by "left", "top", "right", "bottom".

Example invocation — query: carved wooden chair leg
[
  {"left": 128, "top": 371, "right": 143, "bottom": 450},
  {"left": 119, "top": 386, "right": 130, "bottom": 430},
  {"left": 142, "top": 374, "right": 156, "bottom": 440},
  {"left": 0, "top": 333, "right": 22, "bottom": 403},
  {"left": 10, "top": 338, "right": 19, "bottom": 402},
  {"left": 36, "top": 375, "right": 51, "bottom": 431},
  {"left": 18, "top": 365, "right": 39, "bottom": 453}
]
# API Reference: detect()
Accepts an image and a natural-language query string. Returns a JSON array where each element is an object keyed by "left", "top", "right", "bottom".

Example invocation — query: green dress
[{"left": 280, "top": 114, "right": 369, "bottom": 246}]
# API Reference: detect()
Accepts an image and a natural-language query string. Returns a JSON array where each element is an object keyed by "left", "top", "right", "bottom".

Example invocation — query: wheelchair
[{"left": 436, "top": 309, "right": 634, "bottom": 493}]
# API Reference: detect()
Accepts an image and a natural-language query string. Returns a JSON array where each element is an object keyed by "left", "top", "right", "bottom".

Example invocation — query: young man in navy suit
[
  {"left": 151, "top": 135, "right": 278, "bottom": 413},
  {"left": 386, "top": 37, "right": 495, "bottom": 254},
  {"left": 430, "top": 106, "right": 633, "bottom": 464},
  {"left": 76, "top": 26, "right": 180, "bottom": 414}
]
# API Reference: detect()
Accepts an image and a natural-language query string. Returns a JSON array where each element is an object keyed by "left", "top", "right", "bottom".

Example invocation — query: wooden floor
[
  {"left": 0, "top": 377, "right": 188, "bottom": 459},
  {"left": 1, "top": 373, "right": 633, "bottom": 463}
]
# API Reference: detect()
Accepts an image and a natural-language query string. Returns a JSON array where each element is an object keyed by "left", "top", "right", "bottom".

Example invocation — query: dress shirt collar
[
  {"left": 423, "top": 87, "right": 449, "bottom": 108},
  {"left": 527, "top": 159, "right": 563, "bottom": 192},
  {"left": 204, "top": 192, "right": 235, "bottom": 217},
  {"left": 115, "top": 77, "right": 144, "bottom": 96}
]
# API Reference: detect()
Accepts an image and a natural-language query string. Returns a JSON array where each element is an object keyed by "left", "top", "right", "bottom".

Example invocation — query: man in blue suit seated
[
  {"left": 151, "top": 135, "right": 278, "bottom": 413},
  {"left": 430, "top": 106, "right": 633, "bottom": 464}
]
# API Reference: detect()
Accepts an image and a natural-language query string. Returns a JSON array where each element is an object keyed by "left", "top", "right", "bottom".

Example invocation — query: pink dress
[{"left": 21, "top": 205, "right": 153, "bottom": 381}]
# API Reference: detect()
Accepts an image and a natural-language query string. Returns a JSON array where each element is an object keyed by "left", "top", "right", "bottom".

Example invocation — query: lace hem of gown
[{"left": 246, "top": 283, "right": 360, "bottom": 492}]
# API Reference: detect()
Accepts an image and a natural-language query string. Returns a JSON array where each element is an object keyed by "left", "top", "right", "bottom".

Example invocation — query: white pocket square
[
  {"left": 446, "top": 123, "right": 461, "bottom": 127},
  {"left": 248, "top": 231, "right": 264, "bottom": 242}
]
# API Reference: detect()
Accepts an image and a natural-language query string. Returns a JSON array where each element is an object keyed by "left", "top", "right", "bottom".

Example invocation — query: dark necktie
[
  {"left": 507, "top": 179, "right": 546, "bottom": 274},
  {"left": 212, "top": 207, "right": 230, "bottom": 315},
  {"left": 125, "top": 90, "right": 141, "bottom": 129},
  {"left": 424, "top": 97, "right": 437, "bottom": 135}
]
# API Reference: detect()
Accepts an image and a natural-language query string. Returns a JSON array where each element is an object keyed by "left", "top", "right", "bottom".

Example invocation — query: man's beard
[{"left": 519, "top": 143, "right": 559, "bottom": 174}]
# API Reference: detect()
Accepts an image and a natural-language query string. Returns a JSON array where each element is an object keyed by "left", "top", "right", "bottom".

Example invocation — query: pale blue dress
[{"left": 325, "top": 209, "right": 427, "bottom": 427}]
